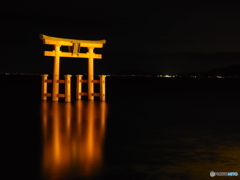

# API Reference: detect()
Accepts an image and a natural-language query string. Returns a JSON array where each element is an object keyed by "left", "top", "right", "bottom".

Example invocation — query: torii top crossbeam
[
  {"left": 40, "top": 34, "right": 106, "bottom": 58},
  {"left": 40, "top": 34, "right": 106, "bottom": 47}
]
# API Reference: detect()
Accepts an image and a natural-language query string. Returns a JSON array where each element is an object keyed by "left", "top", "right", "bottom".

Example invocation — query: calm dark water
[{"left": 1, "top": 75, "right": 240, "bottom": 180}]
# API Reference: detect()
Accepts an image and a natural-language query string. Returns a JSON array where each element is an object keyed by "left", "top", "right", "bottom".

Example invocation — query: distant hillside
[
  {"left": 179, "top": 64, "right": 240, "bottom": 76},
  {"left": 204, "top": 64, "right": 240, "bottom": 76}
]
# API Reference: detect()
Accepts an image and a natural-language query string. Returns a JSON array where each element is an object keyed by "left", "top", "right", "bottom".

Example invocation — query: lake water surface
[{"left": 1, "top": 76, "right": 240, "bottom": 180}]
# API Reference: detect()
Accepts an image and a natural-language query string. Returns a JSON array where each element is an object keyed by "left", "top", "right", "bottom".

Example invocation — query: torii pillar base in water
[
  {"left": 41, "top": 74, "right": 72, "bottom": 102},
  {"left": 76, "top": 75, "right": 106, "bottom": 101},
  {"left": 40, "top": 34, "right": 106, "bottom": 102}
]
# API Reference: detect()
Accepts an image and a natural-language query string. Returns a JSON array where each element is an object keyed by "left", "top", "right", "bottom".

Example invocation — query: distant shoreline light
[{"left": 1, "top": 73, "right": 240, "bottom": 78}]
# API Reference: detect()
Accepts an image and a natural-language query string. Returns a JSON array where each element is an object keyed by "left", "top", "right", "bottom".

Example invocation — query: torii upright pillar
[
  {"left": 88, "top": 47, "right": 94, "bottom": 100},
  {"left": 52, "top": 43, "right": 61, "bottom": 101}
]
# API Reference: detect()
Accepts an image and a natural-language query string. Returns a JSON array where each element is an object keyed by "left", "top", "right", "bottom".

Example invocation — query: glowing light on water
[{"left": 41, "top": 101, "right": 107, "bottom": 179}]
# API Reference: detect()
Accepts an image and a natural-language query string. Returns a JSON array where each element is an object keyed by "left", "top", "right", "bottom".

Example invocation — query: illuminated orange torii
[{"left": 40, "top": 34, "right": 106, "bottom": 102}]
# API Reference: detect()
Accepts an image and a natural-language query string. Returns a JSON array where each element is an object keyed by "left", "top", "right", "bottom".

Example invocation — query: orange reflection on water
[{"left": 41, "top": 101, "right": 107, "bottom": 180}]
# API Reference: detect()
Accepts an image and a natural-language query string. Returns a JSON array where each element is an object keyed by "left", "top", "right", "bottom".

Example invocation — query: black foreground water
[{"left": 1, "top": 75, "right": 240, "bottom": 180}]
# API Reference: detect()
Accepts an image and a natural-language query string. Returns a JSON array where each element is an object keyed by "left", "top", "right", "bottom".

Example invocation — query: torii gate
[{"left": 40, "top": 34, "right": 106, "bottom": 102}]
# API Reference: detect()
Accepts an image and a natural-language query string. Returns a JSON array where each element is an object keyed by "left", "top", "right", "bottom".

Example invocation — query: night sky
[{"left": 1, "top": 1, "right": 240, "bottom": 75}]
